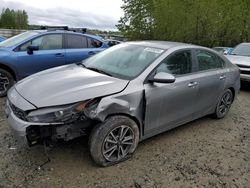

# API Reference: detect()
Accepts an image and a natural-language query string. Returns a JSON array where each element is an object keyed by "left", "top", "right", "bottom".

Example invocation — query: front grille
[
  {"left": 237, "top": 64, "right": 250, "bottom": 69},
  {"left": 240, "top": 70, "right": 250, "bottom": 75},
  {"left": 9, "top": 102, "right": 27, "bottom": 121}
]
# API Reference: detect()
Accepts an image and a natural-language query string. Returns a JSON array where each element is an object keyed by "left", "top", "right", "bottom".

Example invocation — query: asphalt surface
[{"left": 0, "top": 83, "right": 249, "bottom": 188}]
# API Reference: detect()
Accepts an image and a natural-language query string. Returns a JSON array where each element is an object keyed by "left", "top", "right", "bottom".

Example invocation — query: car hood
[
  {"left": 0, "top": 47, "right": 11, "bottom": 57},
  {"left": 226, "top": 55, "right": 250, "bottom": 66},
  {"left": 15, "top": 64, "right": 129, "bottom": 108}
]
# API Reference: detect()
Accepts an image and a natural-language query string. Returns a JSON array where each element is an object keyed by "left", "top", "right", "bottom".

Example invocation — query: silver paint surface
[
  {"left": 226, "top": 55, "right": 250, "bottom": 81},
  {"left": 15, "top": 64, "right": 129, "bottom": 107},
  {"left": 6, "top": 41, "right": 241, "bottom": 140}
]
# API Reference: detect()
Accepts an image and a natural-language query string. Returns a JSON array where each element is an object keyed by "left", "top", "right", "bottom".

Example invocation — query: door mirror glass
[
  {"left": 149, "top": 72, "right": 176, "bottom": 83},
  {"left": 27, "top": 45, "right": 39, "bottom": 55}
]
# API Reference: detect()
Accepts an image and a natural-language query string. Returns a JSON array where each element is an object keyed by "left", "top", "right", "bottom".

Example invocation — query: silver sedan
[
  {"left": 5, "top": 41, "right": 240, "bottom": 166},
  {"left": 226, "top": 43, "right": 250, "bottom": 82}
]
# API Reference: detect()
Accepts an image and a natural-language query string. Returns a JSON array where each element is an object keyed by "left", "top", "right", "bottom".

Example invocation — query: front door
[
  {"left": 14, "top": 34, "right": 65, "bottom": 79},
  {"left": 144, "top": 50, "right": 198, "bottom": 135}
]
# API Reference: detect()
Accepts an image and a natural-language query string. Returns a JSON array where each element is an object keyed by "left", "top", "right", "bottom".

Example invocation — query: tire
[
  {"left": 0, "top": 68, "right": 14, "bottom": 97},
  {"left": 89, "top": 115, "right": 140, "bottom": 167},
  {"left": 214, "top": 89, "right": 233, "bottom": 119}
]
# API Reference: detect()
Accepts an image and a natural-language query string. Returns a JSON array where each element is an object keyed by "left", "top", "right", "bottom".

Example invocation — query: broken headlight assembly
[{"left": 26, "top": 100, "right": 93, "bottom": 123}]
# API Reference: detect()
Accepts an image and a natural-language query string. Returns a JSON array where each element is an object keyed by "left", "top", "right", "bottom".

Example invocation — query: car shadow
[
  {"left": 27, "top": 115, "right": 213, "bottom": 168},
  {"left": 241, "top": 81, "right": 250, "bottom": 91}
]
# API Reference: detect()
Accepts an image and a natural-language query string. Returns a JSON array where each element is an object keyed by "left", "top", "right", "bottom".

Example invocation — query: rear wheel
[
  {"left": 89, "top": 116, "right": 139, "bottom": 166},
  {"left": 214, "top": 89, "right": 233, "bottom": 119},
  {"left": 0, "top": 68, "right": 14, "bottom": 97}
]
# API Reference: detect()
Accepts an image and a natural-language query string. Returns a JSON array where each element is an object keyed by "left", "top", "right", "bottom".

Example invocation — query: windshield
[
  {"left": 231, "top": 43, "right": 250, "bottom": 56},
  {"left": 83, "top": 43, "right": 164, "bottom": 80},
  {"left": 0, "top": 31, "right": 39, "bottom": 48}
]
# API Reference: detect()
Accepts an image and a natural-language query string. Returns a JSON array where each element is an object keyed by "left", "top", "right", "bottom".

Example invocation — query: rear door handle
[
  {"left": 55, "top": 53, "right": 64, "bottom": 58},
  {"left": 219, "top": 75, "right": 226, "bottom": 80},
  {"left": 188, "top": 82, "right": 198, "bottom": 87}
]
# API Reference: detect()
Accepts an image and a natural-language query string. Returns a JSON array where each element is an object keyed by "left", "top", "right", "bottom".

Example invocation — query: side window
[
  {"left": 67, "top": 34, "right": 87, "bottom": 48},
  {"left": 87, "top": 37, "right": 102, "bottom": 48},
  {"left": 196, "top": 50, "right": 224, "bottom": 71},
  {"left": 19, "top": 41, "right": 31, "bottom": 51},
  {"left": 156, "top": 50, "right": 192, "bottom": 75},
  {"left": 19, "top": 34, "right": 63, "bottom": 51}
]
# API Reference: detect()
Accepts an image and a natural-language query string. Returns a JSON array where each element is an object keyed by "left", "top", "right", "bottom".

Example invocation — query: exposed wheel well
[
  {"left": 105, "top": 113, "right": 142, "bottom": 138},
  {"left": 228, "top": 87, "right": 235, "bottom": 101},
  {"left": 0, "top": 64, "right": 17, "bottom": 81}
]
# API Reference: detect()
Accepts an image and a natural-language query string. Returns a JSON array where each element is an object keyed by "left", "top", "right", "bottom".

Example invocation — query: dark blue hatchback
[{"left": 0, "top": 30, "right": 108, "bottom": 96}]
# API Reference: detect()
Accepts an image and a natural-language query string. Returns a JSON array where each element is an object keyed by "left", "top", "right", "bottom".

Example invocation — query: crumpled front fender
[{"left": 85, "top": 89, "right": 144, "bottom": 135}]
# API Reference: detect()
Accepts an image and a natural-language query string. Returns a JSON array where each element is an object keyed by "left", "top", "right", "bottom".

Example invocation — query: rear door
[
  {"left": 65, "top": 34, "right": 103, "bottom": 64},
  {"left": 192, "top": 49, "right": 227, "bottom": 117},
  {"left": 144, "top": 49, "right": 199, "bottom": 135},
  {"left": 14, "top": 34, "right": 65, "bottom": 79}
]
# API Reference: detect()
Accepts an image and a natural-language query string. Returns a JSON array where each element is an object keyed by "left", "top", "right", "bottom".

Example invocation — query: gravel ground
[{"left": 0, "top": 83, "right": 249, "bottom": 188}]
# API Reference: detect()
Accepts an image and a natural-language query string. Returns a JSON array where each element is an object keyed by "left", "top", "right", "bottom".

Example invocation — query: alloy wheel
[
  {"left": 218, "top": 91, "right": 233, "bottom": 116},
  {"left": 102, "top": 125, "right": 135, "bottom": 162},
  {"left": 0, "top": 72, "right": 10, "bottom": 95}
]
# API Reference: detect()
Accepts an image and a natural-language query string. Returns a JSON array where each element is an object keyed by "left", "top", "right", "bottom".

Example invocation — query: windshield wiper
[
  {"left": 231, "top": 53, "right": 250, "bottom": 57},
  {"left": 86, "top": 67, "right": 113, "bottom": 77},
  {"left": 77, "top": 63, "right": 86, "bottom": 67}
]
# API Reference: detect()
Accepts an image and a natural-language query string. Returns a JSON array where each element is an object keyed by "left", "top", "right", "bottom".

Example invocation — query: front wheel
[
  {"left": 0, "top": 68, "right": 14, "bottom": 97},
  {"left": 89, "top": 116, "right": 140, "bottom": 166},
  {"left": 214, "top": 89, "right": 233, "bottom": 119}
]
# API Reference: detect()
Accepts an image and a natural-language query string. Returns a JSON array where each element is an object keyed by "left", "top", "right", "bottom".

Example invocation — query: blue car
[
  {"left": 0, "top": 36, "right": 6, "bottom": 42},
  {"left": 0, "top": 30, "right": 108, "bottom": 96}
]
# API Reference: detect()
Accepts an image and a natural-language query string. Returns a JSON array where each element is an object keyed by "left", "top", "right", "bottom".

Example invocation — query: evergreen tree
[
  {"left": 0, "top": 8, "right": 29, "bottom": 29},
  {"left": 118, "top": 0, "right": 250, "bottom": 47}
]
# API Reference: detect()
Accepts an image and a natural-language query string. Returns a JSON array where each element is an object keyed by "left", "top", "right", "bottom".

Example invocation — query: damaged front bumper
[
  {"left": 5, "top": 100, "right": 93, "bottom": 146},
  {"left": 5, "top": 100, "right": 60, "bottom": 144}
]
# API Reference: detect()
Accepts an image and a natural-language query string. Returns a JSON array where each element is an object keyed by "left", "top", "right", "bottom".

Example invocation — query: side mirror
[
  {"left": 223, "top": 50, "right": 228, "bottom": 55},
  {"left": 149, "top": 72, "right": 176, "bottom": 84},
  {"left": 27, "top": 45, "right": 39, "bottom": 55}
]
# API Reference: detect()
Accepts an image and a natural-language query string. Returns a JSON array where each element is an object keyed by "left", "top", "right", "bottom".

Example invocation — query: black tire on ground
[
  {"left": 89, "top": 115, "right": 140, "bottom": 167},
  {"left": 0, "top": 68, "right": 14, "bottom": 97},
  {"left": 214, "top": 89, "right": 233, "bottom": 119}
]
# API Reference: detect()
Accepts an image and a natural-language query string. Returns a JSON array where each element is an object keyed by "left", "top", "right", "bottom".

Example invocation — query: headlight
[{"left": 26, "top": 101, "right": 90, "bottom": 123}]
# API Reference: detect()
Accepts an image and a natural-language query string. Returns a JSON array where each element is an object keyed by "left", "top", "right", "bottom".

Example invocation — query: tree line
[
  {"left": 0, "top": 8, "right": 28, "bottom": 29},
  {"left": 117, "top": 0, "right": 250, "bottom": 47}
]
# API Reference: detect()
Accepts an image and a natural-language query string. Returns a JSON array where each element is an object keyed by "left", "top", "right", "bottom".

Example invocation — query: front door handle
[
  {"left": 55, "top": 53, "right": 64, "bottom": 58},
  {"left": 219, "top": 75, "right": 226, "bottom": 80},
  {"left": 88, "top": 51, "right": 96, "bottom": 56},
  {"left": 188, "top": 82, "right": 198, "bottom": 87}
]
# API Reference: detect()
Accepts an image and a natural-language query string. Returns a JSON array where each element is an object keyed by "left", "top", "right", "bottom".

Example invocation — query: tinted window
[
  {"left": 67, "top": 34, "right": 87, "bottom": 48},
  {"left": 156, "top": 50, "right": 192, "bottom": 75},
  {"left": 87, "top": 37, "right": 102, "bottom": 48},
  {"left": 196, "top": 50, "right": 224, "bottom": 71},
  {"left": 19, "top": 34, "right": 63, "bottom": 51}
]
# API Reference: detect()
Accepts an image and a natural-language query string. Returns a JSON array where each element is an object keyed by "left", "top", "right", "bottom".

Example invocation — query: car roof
[
  {"left": 33, "top": 30, "right": 102, "bottom": 41},
  {"left": 213, "top": 47, "right": 229, "bottom": 49},
  {"left": 127, "top": 41, "right": 199, "bottom": 50},
  {"left": 238, "top": 42, "right": 250, "bottom": 45}
]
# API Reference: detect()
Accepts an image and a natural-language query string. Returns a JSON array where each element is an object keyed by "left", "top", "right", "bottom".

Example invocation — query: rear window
[
  {"left": 87, "top": 37, "right": 102, "bottom": 48},
  {"left": 196, "top": 50, "right": 224, "bottom": 71},
  {"left": 67, "top": 34, "right": 87, "bottom": 48}
]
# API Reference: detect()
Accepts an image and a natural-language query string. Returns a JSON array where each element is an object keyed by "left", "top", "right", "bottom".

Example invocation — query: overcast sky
[{"left": 0, "top": 0, "right": 124, "bottom": 30}]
